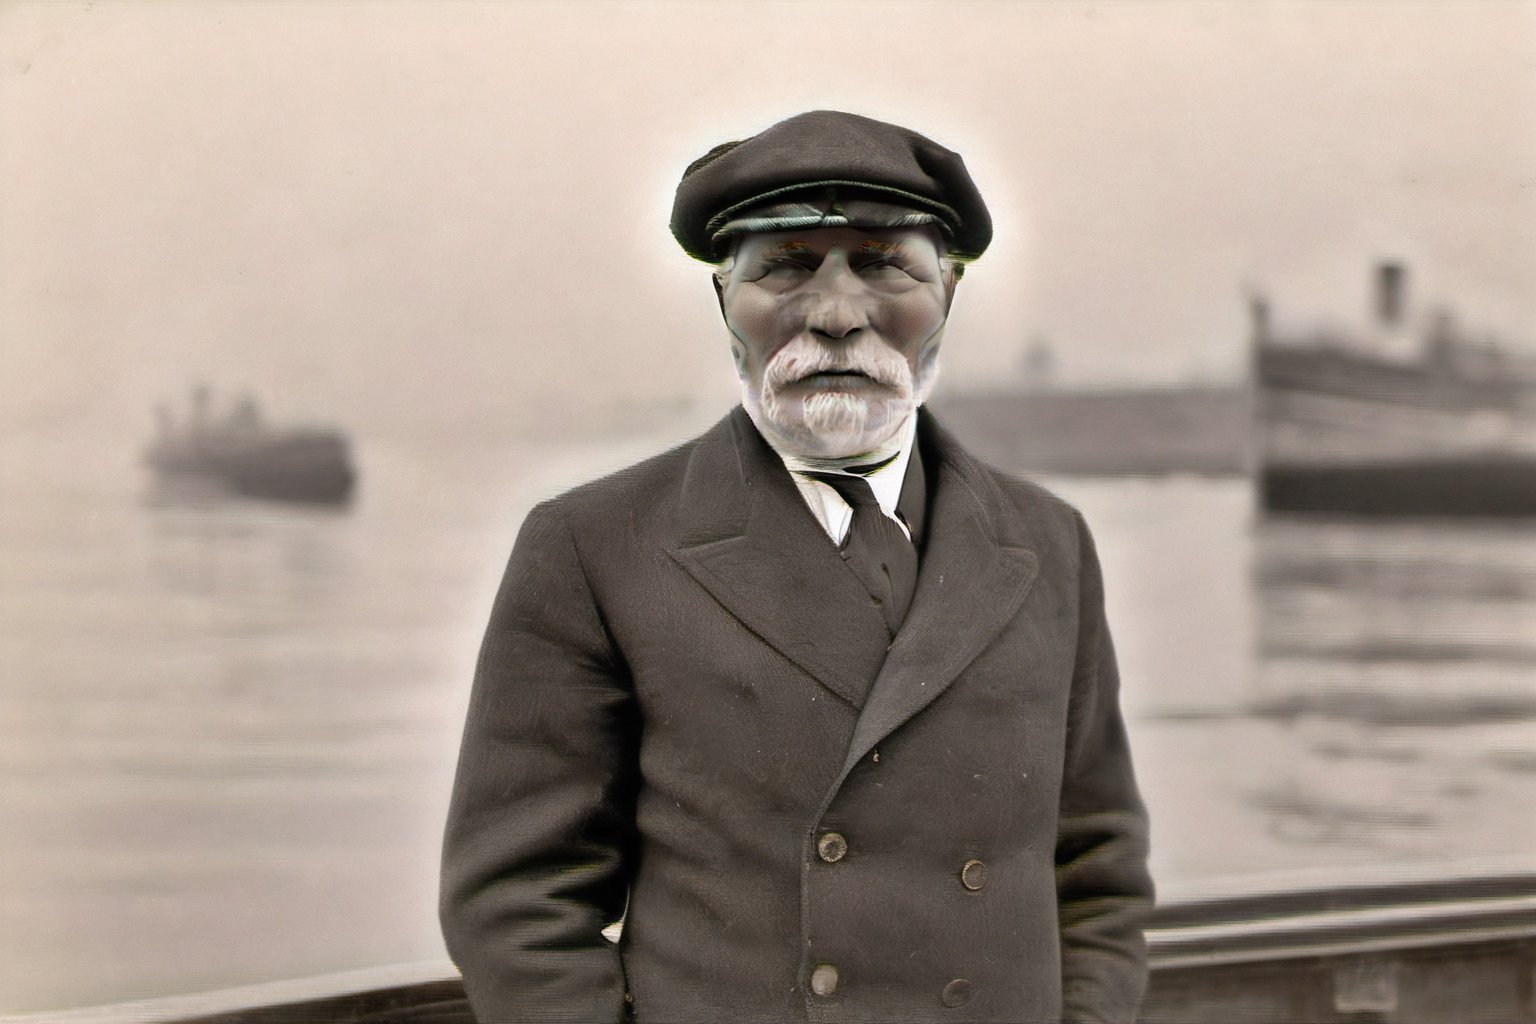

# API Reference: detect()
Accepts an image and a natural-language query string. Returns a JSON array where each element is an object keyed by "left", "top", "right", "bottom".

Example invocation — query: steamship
[
  {"left": 1254, "top": 262, "right": 1536, "bottom": 517},
  {"left": 145, "top": 386, "right": 356, "bottom": 505}
]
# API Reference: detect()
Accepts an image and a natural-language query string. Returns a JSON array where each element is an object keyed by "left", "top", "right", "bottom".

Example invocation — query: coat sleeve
[
  {"left": 1055, "top": 510, "right": 1155, "bottom": 1024},
  {"left": 440, "top": 500, "right": 639, "bottom": 1024}
]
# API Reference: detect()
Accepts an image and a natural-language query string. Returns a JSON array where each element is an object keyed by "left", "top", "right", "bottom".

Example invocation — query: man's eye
[
  {"left": 762, "top": 259, "right": 814, "bottom": 275},
  {"left": 858, "top": 258, "right": 908, "bottom": 275}
]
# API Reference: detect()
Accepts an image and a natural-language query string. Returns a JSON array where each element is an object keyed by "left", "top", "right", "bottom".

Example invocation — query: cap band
[{"left": 710, "top": 194, "right": 948, "bottom": 250}]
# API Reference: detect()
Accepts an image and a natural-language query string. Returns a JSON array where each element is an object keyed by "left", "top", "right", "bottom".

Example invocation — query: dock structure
[{"left": 929, "top": 384, "right": 1252, "bottom": 478}]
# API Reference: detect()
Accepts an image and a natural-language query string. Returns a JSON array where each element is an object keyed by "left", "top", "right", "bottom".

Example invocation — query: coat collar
[
  {"left": 667, "top": 407, "right": 893, "bottom": 709},
  {"left": 838, "top": 407, "right": 1040, "bottom": 776},
  {"left": 666, "top": 406, "right": 1040, "bottom": 746}
]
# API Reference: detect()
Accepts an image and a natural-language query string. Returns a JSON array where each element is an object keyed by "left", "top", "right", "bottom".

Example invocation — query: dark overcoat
[{"left": 441, "top": 406, "right": 1153, "bottom": 1024}]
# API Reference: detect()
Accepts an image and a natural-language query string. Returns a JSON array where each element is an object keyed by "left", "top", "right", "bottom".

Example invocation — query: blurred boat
[
  {"left": 145, "top": 386, "right": 356, "bottom": 505},
  {"left": 1254, "top": 262, "right": 1536, "bottom": 516}
]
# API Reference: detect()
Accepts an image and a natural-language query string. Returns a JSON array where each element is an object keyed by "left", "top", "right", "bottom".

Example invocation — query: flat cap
[{"left": 671, "top": 110, "right": 991, "bottom": 263}]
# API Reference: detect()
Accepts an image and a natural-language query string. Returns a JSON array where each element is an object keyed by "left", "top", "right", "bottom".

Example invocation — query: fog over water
[{"left": 3, "top": 1, "right": 1534, "bottom": 446}]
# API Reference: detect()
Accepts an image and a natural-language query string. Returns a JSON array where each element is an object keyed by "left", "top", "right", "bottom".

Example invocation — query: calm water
[{"left": 2, "top": 431, "right": 1534, "bottom": 1011}]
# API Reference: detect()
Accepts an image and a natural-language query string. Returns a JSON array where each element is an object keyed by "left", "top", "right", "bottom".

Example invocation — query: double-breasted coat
[{"left": 440, "top": 406, "right": 1154, "bottom": 1023}]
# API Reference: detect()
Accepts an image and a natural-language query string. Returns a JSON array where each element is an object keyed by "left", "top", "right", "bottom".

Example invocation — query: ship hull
[
  {"left": 147, "top": 433, "right": 356, "bottom": 506},
  {"left": 1263, "top": 457, "right": 1536, "bottom": 517},
  {"left": 1256, "top": 337, "right": 1536, "bottom": 517}
]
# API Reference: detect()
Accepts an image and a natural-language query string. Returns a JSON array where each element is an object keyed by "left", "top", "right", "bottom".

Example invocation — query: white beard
[{"left": 740, "top": 332, "right": 942, "bottom": 459}]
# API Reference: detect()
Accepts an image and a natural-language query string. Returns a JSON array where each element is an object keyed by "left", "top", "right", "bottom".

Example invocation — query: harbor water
[{"left": 2, "top": 426, "right": 1534, "bottom": 1012}]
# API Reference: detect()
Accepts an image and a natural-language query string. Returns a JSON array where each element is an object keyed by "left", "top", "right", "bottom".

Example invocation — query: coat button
[
  {"left": 940, "top": 978, "right": 974, "bottom": 1008},
  {"left": 810, "top": 962, "right": 839, "bottom": 997},
  {"left": 961, "top": 858, "right": 987, "bottom": 891},
  {"left": 817, "top": 831, "right": 848, "bottom": 863}
]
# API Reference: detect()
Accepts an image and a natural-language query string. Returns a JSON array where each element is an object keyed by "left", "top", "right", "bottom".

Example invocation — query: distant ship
[
  {"left": 145, "top": 386, "right": 356, "bottom": 505},
  {"left": 1253, "top": 262, "right": 1536, "bottom": 517}
]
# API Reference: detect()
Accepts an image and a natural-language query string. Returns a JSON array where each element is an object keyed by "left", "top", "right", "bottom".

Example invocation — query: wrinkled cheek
[
  {"left": 726, "top": 292, "right": 792, "bottom": 341},
  {"left": 723, "top": 303, "right": 759, "bottom": 342},
  {"left": 884, "top": 297, "right": 940, "bottom": 342},
  {"left": 879, "top": 295, "right": 947, "bottom": 346},
  {"left": 727, "top": 296, "right": 806, "bottom": 374}
]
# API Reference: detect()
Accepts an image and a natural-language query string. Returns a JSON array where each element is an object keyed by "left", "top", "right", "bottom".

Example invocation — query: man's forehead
[{"left": 741, "top": 226, "right": 942, "bottom": 257}]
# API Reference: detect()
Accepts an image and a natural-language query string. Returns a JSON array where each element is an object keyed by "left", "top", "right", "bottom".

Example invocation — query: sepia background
[{"left": 2, "top": 0, "right": 1534, "bottom": 1013}]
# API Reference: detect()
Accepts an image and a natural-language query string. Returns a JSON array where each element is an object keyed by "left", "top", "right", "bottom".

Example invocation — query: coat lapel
[
  {"left": 667, "top": 408, "right": 894, "bottom": 709},
  {"left": 837, "top": 409, "right": 1041, "bottom": 776}
]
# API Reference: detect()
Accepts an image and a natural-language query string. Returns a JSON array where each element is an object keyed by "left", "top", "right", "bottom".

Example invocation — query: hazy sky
[{"left": 3, "top": 0, "right": 1534, "bottom": 443}]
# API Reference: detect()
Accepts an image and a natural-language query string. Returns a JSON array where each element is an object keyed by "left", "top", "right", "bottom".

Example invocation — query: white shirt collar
[{"left": 771, "top": 415, "right": 918, "bottom": 544}]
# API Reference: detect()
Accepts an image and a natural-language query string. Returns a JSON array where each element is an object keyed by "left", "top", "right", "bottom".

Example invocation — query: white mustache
[{"left": 762, "top": 335, "right": 911, "bottom": 395}]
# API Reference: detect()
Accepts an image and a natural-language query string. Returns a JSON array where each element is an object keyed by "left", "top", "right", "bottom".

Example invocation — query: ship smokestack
[
  {"left": 1248, "top": 294, "right": 1271, "bottom": 345},
  {"left": 1375, "top": 260, "right": 1406, "bottom": 328}
]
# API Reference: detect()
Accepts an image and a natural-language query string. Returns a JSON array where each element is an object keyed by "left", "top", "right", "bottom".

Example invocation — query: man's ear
[
  {"left": 712, "top": 274, "right": 725, "bottom": 316},
  {"left": 942, "top": 266, "right": 959, "bottom": 315}
]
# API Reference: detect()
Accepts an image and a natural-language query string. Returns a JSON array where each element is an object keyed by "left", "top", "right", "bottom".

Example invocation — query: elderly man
[{"left": 441, "top": 110, "right": 1153, "bottom": 1024}]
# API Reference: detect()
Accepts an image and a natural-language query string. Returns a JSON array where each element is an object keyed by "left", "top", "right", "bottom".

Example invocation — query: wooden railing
[
  {"left": 1142, "top": 869, "right": 1536, "bottom": 1023},
  {"left": 6, "top": 870, "right": 1534, "bottom": 1024}
]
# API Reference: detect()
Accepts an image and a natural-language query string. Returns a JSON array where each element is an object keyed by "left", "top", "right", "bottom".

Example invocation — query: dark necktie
[{"left": 803, "top": 471, "right": 918, "bottom": 635}]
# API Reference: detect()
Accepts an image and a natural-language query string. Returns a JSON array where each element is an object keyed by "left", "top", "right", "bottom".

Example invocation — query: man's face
[{"left": 719, "top": 224, "right": 954, "bottom": 459}]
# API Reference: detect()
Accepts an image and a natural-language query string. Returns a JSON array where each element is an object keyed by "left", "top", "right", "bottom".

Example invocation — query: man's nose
[{"left": 806, "top": 264, "right": 868, "bottom": 340}]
